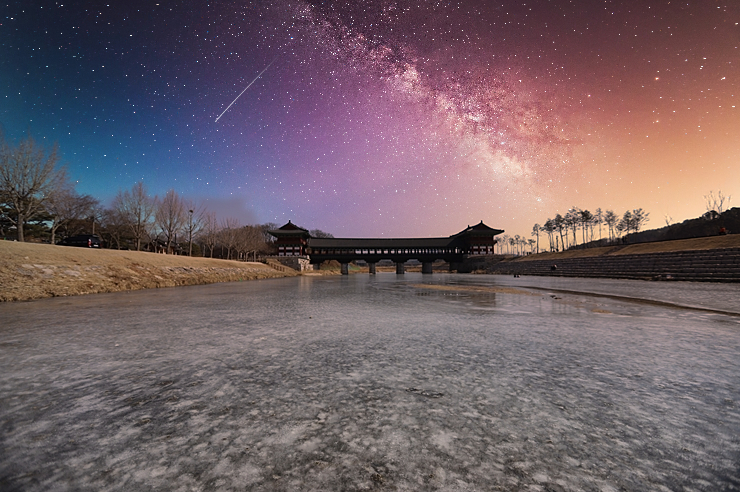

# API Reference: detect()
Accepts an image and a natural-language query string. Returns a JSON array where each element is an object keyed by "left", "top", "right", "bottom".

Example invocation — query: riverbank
[
  {"left": 514, "top": 234, "right": 740, "bottom": 261},
  {"left": 0, "top": 241, "right": 297, "bottom": 302},
  {"left": 488, "top": 234, "right": 740, "bottom": 281}
]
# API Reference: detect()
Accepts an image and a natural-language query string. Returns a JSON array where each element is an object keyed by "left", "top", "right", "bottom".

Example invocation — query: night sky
[{"left": 2, "top": 1, "right": 738, "bottom": 239}]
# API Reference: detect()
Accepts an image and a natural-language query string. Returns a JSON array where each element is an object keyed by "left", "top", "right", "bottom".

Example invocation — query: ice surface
[{"left": 1, "top": 274, "right": 739, "bottom": 490}]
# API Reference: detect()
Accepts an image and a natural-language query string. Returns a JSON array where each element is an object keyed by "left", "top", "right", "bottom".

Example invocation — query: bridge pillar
[
  {"left": 396, "top": 262, "right": 405, "bottom": 274},
  {"left": 368, "top": 262, "right": 376, "bottom": 275},
  {"left": 341, "top": 262, "right": 349, "bottom": 275},
  {"left": 422, "top": 262, "right": 433, "bottom": 274}
]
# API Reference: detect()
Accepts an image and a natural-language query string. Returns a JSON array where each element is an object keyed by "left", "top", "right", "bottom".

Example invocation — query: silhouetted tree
[
  {"left": 554, "top": 214, "right": 565, "bottom": 251},
  {"left": 593, "top": 208, "right": 604, "bottom": 240},
  {"left": 604, "top": 210, "right": 618, "bottom": 241},
  {"left": 618, "top": 210, "right": 633, "bottom": 236},
  {"left": 631, "top": 208, "right": 650, "bottom": 232},
  {"left": 309, "top": 229, "right": 334, "bottom": 238},
  {"left": 531, "top": 223, "right": 541, "bottom": 254},
  {"left": 542, "top": 219, "right": 555, "bottom": 251},
  {"left": 565, "top": 209, "right": 579, "bottom": 248},
  {"left": 579, "top": 209, "right": 593, "bottom": 245},
  {"left": 704, "top": 190, "right": 732, "bottom": 215}
]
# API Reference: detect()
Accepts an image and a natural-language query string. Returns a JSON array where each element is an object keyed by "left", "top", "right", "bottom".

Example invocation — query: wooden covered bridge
[{"left": 268, "top": 221, "right": 504, "bottom": 274}]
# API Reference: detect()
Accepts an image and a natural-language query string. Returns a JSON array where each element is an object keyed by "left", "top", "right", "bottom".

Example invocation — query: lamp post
[{"left": 188, "top": 209, "right": 194, "bottom": 256}]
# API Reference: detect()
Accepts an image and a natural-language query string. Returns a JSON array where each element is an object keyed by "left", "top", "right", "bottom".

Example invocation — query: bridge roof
[
  {"left": 268, "top": 220, "right": 310, "bottom": 238},
  {"left": 308, "top": 237, "right": 454, "bottom": 248},
  {"left": 269, "top": 221, "right": 504, "bottom": 248}
]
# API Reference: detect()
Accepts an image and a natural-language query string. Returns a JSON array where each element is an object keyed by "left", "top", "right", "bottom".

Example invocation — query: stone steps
[
  {"left": 491, "top": 247, "right": 740, "bottom": 282},
  {"left": 264, "top": 258, "right": 297, "bottom": 274}
]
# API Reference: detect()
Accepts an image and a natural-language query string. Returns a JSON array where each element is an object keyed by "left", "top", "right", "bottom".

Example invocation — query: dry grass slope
[
  {"left": 0, "top": 241, "right": 296, "bottom": 302},
  {"left": 515, "top": 234, "right": 740, "bottom": 262}
]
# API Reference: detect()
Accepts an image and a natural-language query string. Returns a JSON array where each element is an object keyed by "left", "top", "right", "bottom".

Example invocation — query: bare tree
[
  {"left": 219, "top": 217, "right": 240, "bottom": 260},
  {"left": 99, "top": 207, "right": 128, "bottom": 249},
  {"left": 498, "top": 234, "right": 509, "bottom": 254},
  {"left": 112, "top": 182, "right": 156, "bottom": 251},
  {"left": 309, "top": 229, "right": 334, "bottom": 238},
  {"left": 258, "top": 222, "right": 279, "bottom": 255},
  {"left": 183, "top": 200, "right": 206, "bottom": 256},
  {"left": 0, "top": 134, "right": 66, "bottom": 241},
  {"left": 155, "top": 189, "right": 186, "bottom": 254},
  {"left": 46, "top": 184, "right": 99, "bottom": 244},
  {"left": 234, "top": 225, "right": 264, "bottom": 261},
  {"left": 704, "top": 190, "right": 732, "bottom": 215},
  {"left": 199, "top": 211, "right": 220, "bottom": 258},
  {"left": 260, "top": 222, "right": 278, "bottom": 243}
]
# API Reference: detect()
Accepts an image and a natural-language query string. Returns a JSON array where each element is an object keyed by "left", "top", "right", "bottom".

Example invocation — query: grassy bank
[
  {"left": 0, "top": 241, "right": 296, "bottom": 302},
  {"left": 513, "top": 234, "right": 740, "bottom": 262}
]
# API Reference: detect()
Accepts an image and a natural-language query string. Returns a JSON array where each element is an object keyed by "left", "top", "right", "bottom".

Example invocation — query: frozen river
[{"left": 1, "top": 274, "right": 739, "bottom": 491}]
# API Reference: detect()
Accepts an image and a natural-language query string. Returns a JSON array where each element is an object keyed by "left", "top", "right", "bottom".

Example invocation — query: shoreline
[
  {"left": 0, "top": 241, "right": 297, "bottom": 302},
  {"left": 4, "top": 234, "right": 739, "bottom": 302},
  {"left": 509, "top": 234, "right": 740, "bottom": 261}
]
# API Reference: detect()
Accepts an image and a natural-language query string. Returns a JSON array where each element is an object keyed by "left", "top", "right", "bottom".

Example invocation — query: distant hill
[{"left": 577, "top": 207, "right": 739, "bottom": 249}]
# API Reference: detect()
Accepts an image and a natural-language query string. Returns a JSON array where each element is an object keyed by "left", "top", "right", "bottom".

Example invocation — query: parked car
[{"left": 58, "top": 235, "right": 102, "bottom": 248}]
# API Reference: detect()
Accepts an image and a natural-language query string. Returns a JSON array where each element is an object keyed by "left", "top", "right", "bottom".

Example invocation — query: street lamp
[{"left": 188, "top": 209, "right": 194, "bottom": 256}]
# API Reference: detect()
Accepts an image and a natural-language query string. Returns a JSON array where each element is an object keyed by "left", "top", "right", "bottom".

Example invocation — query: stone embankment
[{"left": 489, "top": 237, "right": 740, "bottom": 282}]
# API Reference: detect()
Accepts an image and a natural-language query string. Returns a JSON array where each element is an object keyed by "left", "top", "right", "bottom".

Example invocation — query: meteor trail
[{"left": 215, "top": 57, "right": 277, "bottom": 122}]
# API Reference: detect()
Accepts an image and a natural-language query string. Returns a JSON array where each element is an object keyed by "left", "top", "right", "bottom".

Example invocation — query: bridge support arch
[
  {"left": 396, "top": 262, "right": 405, "bottom": 274},
  {"left": 422, "top": 262, "right": 433, "bottom": 274}
]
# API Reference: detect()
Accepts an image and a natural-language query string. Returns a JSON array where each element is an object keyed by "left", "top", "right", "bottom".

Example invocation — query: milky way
[{"left": 1, "top": 1, "right": 738, "bottom": 238}]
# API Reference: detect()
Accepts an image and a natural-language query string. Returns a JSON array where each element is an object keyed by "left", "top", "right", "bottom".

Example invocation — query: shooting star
[{"left": 215, "top": 57, "right": 277, "bottom": 123}]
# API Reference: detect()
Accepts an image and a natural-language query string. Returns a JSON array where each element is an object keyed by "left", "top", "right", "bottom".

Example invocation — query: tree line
[
  {"left": 495, "top": 207, "right": 650, "bottom": 255},
  {"left": 1, "top": 134, "right": 331, "bottom": 259}
]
